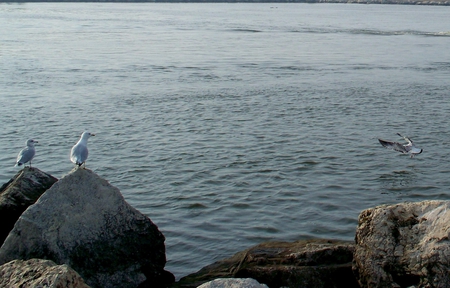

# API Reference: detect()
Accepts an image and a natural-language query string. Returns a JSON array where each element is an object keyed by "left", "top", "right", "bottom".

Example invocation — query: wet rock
[
  {"left": 353, "top": 200, "right": 450, "bottom": 287},
  {"left": 174, "top": 239, "right": 357, "bottom": 288},
  {"left": 197, "top": 278, "right": 268, "bottom": 288},
  {"left": 0, "top": 258, "right": 90, "bottom": 288},
  {"left": 0, "top": 167, "right": 58, "bottom": 245},
  {"left": 0, "top": 168, "right": 174, "bottom": 288}
]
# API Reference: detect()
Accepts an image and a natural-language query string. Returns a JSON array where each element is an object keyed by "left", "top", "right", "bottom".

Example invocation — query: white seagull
[
  {"left": 70, "top": 131, "right": 95, "bottom": 167},
  {"left": 15, "top": 139, "right": 38, "bottom": 167},
  {"left": 378, "top": 133, "right": 423, "bottom": 158}
]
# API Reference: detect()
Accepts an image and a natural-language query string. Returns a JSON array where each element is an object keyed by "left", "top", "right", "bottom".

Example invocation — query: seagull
[
  {"left": 70, "top": 131, "right": 95, "bottom": 167},
  {"left": 378, "top": 133, "right": 423, "bottom": 158},
  {"left": 15, "top": 139, "right": 38, "bottom": 167}
]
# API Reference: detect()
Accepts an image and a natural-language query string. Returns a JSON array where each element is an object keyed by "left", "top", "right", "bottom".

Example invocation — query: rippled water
[{"left": 1, "top": 3, "right": 450, "bottom": 279}]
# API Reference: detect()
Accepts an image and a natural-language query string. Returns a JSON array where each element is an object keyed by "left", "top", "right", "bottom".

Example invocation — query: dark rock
[
  {"left": 0, "top": 168, "right": 174, "bottom": 288},
  {"left": 174, "top": 239, "right": 358, "bottom": 288},
  {"left": 353, "top": 201, "right": 450, "bottom": 288},
  {"left": 0, "top": 258, "right": 90, "bottom": 288},
  {"left": 198, "top": 278, "right": 268, "bottom": 288},
  {"left": 0, "top": 167, "right": 58, "bottom": 245}
]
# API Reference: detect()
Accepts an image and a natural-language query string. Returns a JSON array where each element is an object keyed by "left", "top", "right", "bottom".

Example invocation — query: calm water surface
[{"left": 1, "top": 3, "right": 450, "bottom": 279}]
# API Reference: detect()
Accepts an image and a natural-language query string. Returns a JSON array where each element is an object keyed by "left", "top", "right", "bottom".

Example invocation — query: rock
[
  {"left": 197, "top": 278, "right": 268, "bottom": 288},
  {"left": 353, "top": 200, "right": 450, "bottom": 287},
  {"left": 0, "top": 168, "right": 174, "bottom": 288},
  {"left": 174, "top": 239, "right": 358, "bottom": 288},
  {"left": 0, "top": 258, "right": 90, "bottom": 288},
  {"left": 0, "top": 167, "right": 58, "bottom": 245}
]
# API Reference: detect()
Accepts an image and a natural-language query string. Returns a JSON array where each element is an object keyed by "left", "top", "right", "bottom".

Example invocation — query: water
[{"left": 1, "top": 2, "right": 450, "bottom": 279}]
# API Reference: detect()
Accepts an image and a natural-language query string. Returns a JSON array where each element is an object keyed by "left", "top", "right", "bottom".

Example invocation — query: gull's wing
[
  {"left": 397, "top": 133, "right": 413, "bottom": 145},
  {"left": 379, "top": 139, "right": 411, "bottom": 154},
  {"left": 16, "top": 147, "right": 35, "bottom": 165},
  {"left": 70, "top": 143, "right": 89, "bottom": 165}
]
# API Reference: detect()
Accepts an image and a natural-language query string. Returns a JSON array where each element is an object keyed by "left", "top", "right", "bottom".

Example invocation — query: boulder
[
  {"left": 353, "top": 200, "right": 450, "bottom": 287},
  {"left": 0, "top": 258, "right": 90, "bottom": 287},
  {"left": 0, "top": 167, "right": 58, "bottom": 245},
  {"left": 0, "top": 168, "right": 174, "bottom": 288},
  {"left": 175, "top": 239, "right": 358, "bottom": 288},
  {"left": 197, "top": 278, "right": 268, "bottom": 288}
]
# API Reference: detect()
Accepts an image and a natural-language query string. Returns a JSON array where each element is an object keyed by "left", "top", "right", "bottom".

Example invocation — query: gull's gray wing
[
  {"left": 71, "top": 144, "right": 89, "bottom": 165},
  {"left": 379, "top": 139, "right": 411, "bottom": 154},
  {"left": 397, "top": 133, "right": 413, "bottom": 145},
  {"left": 16, "top": 147, "right": 35, "bottom": 165}
]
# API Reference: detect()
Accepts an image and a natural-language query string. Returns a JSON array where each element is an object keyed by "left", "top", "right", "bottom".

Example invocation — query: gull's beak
[
  {"left": 34, "top": 140, "right": 39, "bottom": 143},
  {"left": 91, "top": 133, "right": 96, "bottom": 136}
]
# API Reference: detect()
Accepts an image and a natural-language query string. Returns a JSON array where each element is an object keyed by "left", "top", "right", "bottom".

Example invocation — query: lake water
[{"left": 1, "top": 2, "right": 450, "bottom": 280}]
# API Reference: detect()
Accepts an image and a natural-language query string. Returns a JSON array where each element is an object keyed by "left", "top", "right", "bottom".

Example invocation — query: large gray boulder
[
  {"left": 0, "top": 167, "right": 58, "bottom": 245},
  {"left": 175, "top": 239, "right": 357, "bottom": 288},
  {"left": 0, "top": 168, "right": 174, "bottom": 288},
  {"left": 0, "top": 258, "right": 90, "bottom": 287},
  {"left": 353, "top": 200, "right": 450, "bottom": 287}
]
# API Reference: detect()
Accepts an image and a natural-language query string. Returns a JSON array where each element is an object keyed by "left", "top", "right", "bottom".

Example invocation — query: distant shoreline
[{"left": 1, "top": 0, "right": 449, "bottom": 5}]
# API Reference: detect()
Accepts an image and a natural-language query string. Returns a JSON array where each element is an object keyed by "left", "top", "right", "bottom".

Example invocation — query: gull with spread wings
[{"left": 378, "top": 133, "right": 423, "bottom": 158}]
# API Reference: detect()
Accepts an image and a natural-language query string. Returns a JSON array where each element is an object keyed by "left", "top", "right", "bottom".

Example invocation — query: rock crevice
[{"left": 0, "top": 167, "right": 58, "bottom": 245}]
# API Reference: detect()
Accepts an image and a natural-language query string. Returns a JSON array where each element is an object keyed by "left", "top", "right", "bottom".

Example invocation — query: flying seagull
[
  {"left": 378, "top": 133, "right": 423, "bottom": 158},
  {"left": 70, "top": 131, "right": 95, "bottom": 167},
  {"left": 15, "top": 139, "right": 38, "bottom": 167}
]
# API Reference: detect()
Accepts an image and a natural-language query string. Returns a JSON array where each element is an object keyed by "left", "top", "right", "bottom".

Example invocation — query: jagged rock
[
  {"left": 0, "top": 258, "right": 90, "bottom": 287},
  {"left": 353, "top": 200, "right": 450, "bottom": 287},
  {"left": 0, "top": 167, "right": 58, "bottom": 245},
  {"left": 197, "top": 278, "right": 268, "bottom": 288},
  {"left": 0, "top": 168, "right": 174, "bottom": 288},
  {"left": 174, "top": 239, "right": 357, "bottom": 288}
]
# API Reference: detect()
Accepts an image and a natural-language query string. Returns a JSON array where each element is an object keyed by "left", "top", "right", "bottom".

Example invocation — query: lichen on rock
[
  {"left": 0, "top": 258, "right": 90, "bottom": 288},
  {"left": 353, "top": 200, "right": 450, "bottom": 287}
]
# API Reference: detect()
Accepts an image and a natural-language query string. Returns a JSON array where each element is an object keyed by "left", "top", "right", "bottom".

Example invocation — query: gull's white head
[
  {"left": 81, "top": 131, "right": 95, "bottom": 140},
  {"left": 26, "top": 139, "right": 38, "bottom": 146}
]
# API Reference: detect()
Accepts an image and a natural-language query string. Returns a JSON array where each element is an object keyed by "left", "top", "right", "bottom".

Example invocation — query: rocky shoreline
[{"left": 1, "top": 167, "right": 450, "bottom": 287}]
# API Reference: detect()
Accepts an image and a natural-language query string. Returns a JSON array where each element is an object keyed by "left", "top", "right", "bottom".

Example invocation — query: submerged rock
[
  {"left": 0, "top": 167, "right": 58, "bottom": 245},
  {"left": 353, "top": 200, "right": 450, "bottom": 287},
  {"left": 175, "top": 239, "right": 357, "bottom": 288},
  {"left": 0, "top": 258, "right": 90, "bottom": 288},
  {"left": 0, "top": 168, "right": 174, "bottom": 288}
]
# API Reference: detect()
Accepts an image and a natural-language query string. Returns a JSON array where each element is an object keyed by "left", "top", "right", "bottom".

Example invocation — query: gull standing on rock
[
  {"left": 15, "top": 139, "right": 38, "bottom": 167},
  {"left": 378, "top": 133, "right": 423, "bottom": 158},
  {"left": 70, "top": 131, "right": 95, "bottom": 168}
]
